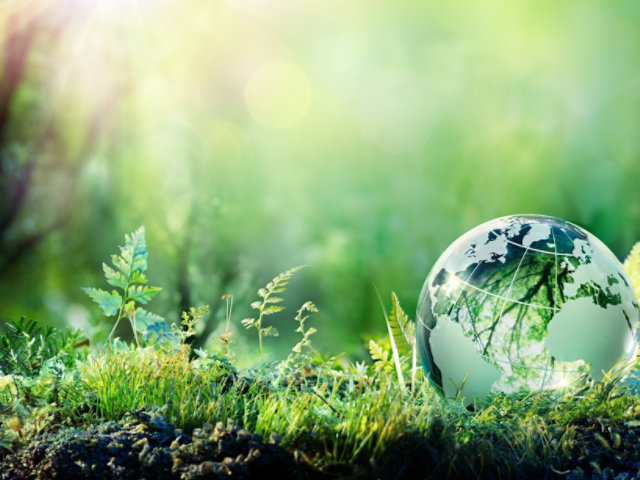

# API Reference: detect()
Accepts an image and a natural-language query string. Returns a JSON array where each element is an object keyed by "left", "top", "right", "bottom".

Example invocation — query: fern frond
[
  {"left": 368, "top": 339, "right": 393, "bottom": 373},
  {"left": 245, "top": 265, "right": 305, "bottom": 361},
  {"left": 374, "top": 289, "right": 406, "bottom": 389},
  {"left": 390, "top": 292, "right": 421, "bottom": 391},
  {"left": 389, "top": 292, "right": 414, "bottom": 358},
  {"left": 83, "top": 226, "right": 166, "bottom": 348}
]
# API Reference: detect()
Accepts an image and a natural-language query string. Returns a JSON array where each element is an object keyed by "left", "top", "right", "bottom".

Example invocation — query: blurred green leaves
[{"left": 2, "top": 0, "right": 640, "bottom": 360}]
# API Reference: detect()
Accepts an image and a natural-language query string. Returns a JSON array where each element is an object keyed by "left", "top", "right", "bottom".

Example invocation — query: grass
[
  {"left": 2, "top": 234, "right": 640, "bottom": 478},
  {"left": 3, "top": 327, "right": 640, "bottom": 478}
]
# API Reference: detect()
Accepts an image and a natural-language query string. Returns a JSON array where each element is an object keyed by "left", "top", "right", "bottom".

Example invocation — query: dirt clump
[{"left": 0, "top": 410, "right": 319, "bottom": 480}]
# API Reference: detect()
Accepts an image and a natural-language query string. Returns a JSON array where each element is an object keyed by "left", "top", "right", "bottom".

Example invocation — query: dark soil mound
[
  {"left": 4, "top": 409, "right": 640, "bottom": 479},
  {"left": 0, "top": 411, "right": 319, "bottom": 480}
]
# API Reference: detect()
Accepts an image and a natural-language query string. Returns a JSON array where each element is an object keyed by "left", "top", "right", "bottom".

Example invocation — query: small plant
[
  {"left": 178, "top": 305, "right": 209, "bottom": 345},
  {"left": 371, "top": 292, "right": 420, "bottom": 392},
  {"left": 82, "top": 226, "right": 165, "bottom": 347},
  {"left": 242, "top": 266, "right": 304, "bottom": 361},
  {"left": 291, "top": 301, "right": 319, "bottom": 362},
  {"left": 217, "top": 294, "right": 235, "bottom": 359},
  {"left": 368, "top": 338, "right": 394, "bottom": 374},
  {"left": 0, "top": 318, "right": 86, "bottom": 377}
]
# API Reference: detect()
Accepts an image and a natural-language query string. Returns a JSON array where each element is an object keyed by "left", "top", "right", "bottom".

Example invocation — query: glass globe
[{"left": 417, "top": 214, "right": 639, "bottom": 402}]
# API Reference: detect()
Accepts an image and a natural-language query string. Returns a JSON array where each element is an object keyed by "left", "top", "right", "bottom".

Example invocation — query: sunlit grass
[
  {"left": 79, "top": 345, "right": 249, "bottom": 432},
  {"left": 3, "top": 330, "right": 640, "bottom": 478}
]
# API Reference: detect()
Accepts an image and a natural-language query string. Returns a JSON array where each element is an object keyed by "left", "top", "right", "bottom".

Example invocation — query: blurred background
[{"left": 1, "top": 0, "right": 639, "bottom": 364}]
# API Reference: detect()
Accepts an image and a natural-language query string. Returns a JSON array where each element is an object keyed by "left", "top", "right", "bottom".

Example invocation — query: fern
[
  {"left": 82, "top": 226, "right": 166, "bottom": 347},
  {"left": 368, "top": 339, "right": 394, "bottom": 374},
  {"left": 291, "top": 301, "right": 319, "bottom": 361},
  {"left": 388, "top": 292, "right": 420, "bottom": 391},
  {"left": 623, "top": 242, "right": 640, "bottom": 302},
  {"left": 373, "top": 291, "right": 421, "bottom": 392},
  {"left": 176, "top": 305, "right": 208, "bottom": 347},
  {"left": 241, "top": 266, "right": 304, "bottom": 361}
]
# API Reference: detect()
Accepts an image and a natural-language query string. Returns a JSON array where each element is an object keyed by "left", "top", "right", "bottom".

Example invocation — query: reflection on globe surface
[{"left": 417, "top": 215, "right": 639, "bottom": 402}]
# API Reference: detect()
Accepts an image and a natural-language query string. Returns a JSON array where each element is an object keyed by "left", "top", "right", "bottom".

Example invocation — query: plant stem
[
  {"left": 108, "top": 256, "right": 136, "bottom": 345},
  {"left": 257, "top": 306, "right": 265, "bottom": 362},
  {"left": 107, "top": 314, "right": 123, "bottom": 342}
]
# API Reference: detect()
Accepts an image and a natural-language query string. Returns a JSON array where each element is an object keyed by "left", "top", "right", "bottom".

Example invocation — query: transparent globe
[{"left": 417, "top": 215, "right": 639, "bottom": 402}]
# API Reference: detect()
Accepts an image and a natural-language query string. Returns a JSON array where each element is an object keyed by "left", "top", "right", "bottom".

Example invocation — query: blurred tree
[{"left": 0, "top": 5, "right": 115, "bottom": 277}]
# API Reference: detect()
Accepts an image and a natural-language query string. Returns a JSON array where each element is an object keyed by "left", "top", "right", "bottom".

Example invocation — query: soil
[
  {"left": 2, "top": 412, "right": 640, "bottom": 479},
  {"left": 0, "top": 410, "right": 320, "bottom": 480}
]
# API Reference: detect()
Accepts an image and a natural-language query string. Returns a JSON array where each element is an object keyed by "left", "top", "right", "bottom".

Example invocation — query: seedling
[
  {"left": 241, "top": 266, "right": 304, "bottom": 361},
  {"left": 82, "top": 226, "right": 165, "bottom": 347}
]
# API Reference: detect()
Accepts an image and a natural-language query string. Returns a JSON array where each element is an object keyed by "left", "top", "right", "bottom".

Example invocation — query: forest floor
[{"left": 2, "top": 336, "right": 640, "bottom": 480}]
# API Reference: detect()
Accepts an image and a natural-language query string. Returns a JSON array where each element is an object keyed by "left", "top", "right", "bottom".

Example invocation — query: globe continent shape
[{"left": 417, "top": 215, "right": 639, "bottom": 402}]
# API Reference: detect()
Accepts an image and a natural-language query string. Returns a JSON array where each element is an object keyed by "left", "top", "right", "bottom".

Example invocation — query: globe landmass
[
  {"left": 429, "top": 314, "right": 501, "bottom": 400},
  {"left": 417, "top": 215, "right": 639, "bottom": 402}
]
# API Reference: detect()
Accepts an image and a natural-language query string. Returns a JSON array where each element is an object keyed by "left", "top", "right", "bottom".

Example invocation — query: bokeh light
[
  {"left": 1, "top": 0, "right": 640, "bottom": 361},
  {"left": 245, "top": 62, "right": 312, "bottom": 130}
]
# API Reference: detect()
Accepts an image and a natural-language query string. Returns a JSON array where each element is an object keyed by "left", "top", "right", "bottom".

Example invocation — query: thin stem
[
  {"left": 108, "top": 250, "right": 136, "bottom": 344},
  {"left": 257, "top": 294, "right": 268, "bottom": 362},
  {"left": 131, "top": 311, "right": 140, "bottom": 347},
  {"left": 107, "top": 314, "right": 123, "bottom": 342}
]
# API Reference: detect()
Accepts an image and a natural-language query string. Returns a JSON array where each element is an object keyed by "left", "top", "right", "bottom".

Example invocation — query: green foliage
[
  {"left": 624, "top": 242, "right": 640, "bottom": 301},
  {"left": 372, "top": 292, "right": 421, "bottom": 391},
  {"left": 368, "top": 339, "right": 393, "bottom": 374},
  {"left": 8, "top": 227, "right": 640, "bottom": 475},
  {"left": 0, "top": 318, "right": 86, "bottom": 377},
  {"left": 6, "top": 307, "right": 640, "bottom": 477},
  {"left": 291, "top": 301, "right": 319, "bottom": 358},
  {"left": 216, "top": 295, "right": 235, "bottom": 360},
  {"left": 82, "top": 226, "right": 166, "bottom": 347},
  {"left": 274, "top": 301, "right": 320, "bottom": 383},
  {"left": 387, "top": 293, "right": 414, "bottom": 358},
  {"left": 79, "top": 347, "right": 249, "bottom": 432},
  {"left": 178, "top": 305, "right": 209, "bottom": 344},
  {"left": 241, "top": 266, "right": 304, "bottom": 361}
]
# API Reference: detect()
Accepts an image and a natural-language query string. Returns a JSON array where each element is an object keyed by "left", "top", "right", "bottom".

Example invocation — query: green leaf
[
  {"left": 261, "top": 326, "right": 279, "bottom": 337},
  {"left": 111, "top": 254, "right": 131, "bottom": 277},
  {"left": 102, "top": 263, "right": 127, "bottom": 289},
  {"left": 263, "top": 305, "right": 285, "bottom": 315},
  {"left": 368, "top": 339, "right": 392, "bottom": 372},
  {"left": 127, "top": 226, "right": 148, "bottom": 273},
  {"left": 140, "top": 316, "right": 179, "bottom": 351},
  {"left": 112, "top": 226, "right": 148, "bottom": 279},
  {"left": 132, "top": 307, "right": 165, "bottom": 332},
  {"left": 128, "top": 285, "right": 162, "bottom": 304},
  {"left": 82, "top": 288, "right": 122, "bottom": 316},
  {"left": 241, "top": 318, "right": 256, "bottom": 329},
  {"left": 265, "top": 296, "right": 284, "bottom": 304},
  {"left": 130, "top": 271, "right": 148, "bottom": 284},
  {"left": 389, "top": 292, "right": 414, "bottom": 358}
]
